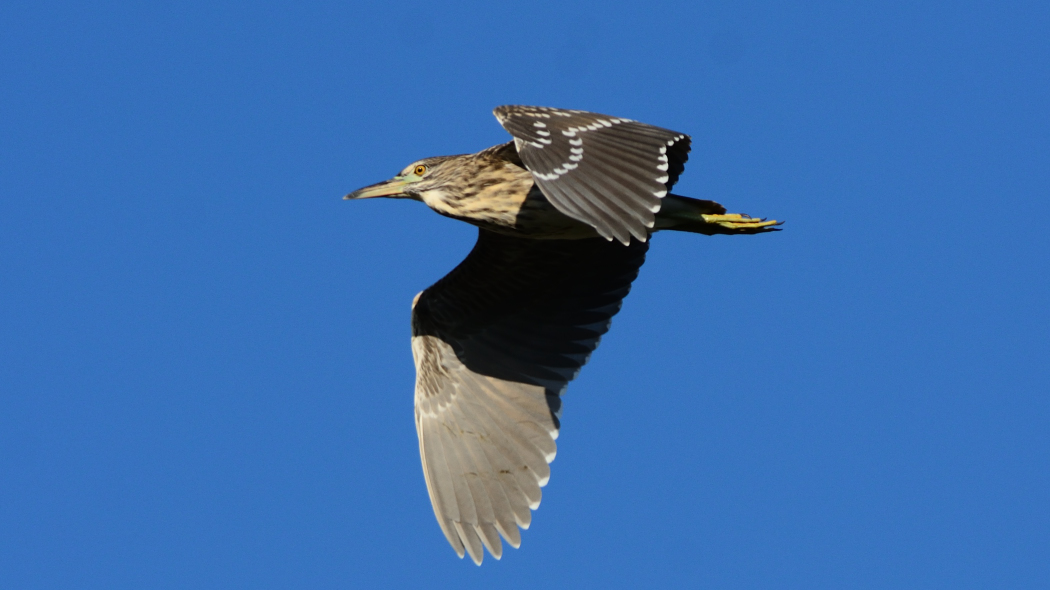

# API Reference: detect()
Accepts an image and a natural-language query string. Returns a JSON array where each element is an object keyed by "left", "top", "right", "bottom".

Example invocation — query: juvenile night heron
[{"left": 346, "top": 106, "right": 780, "bottom": 564}]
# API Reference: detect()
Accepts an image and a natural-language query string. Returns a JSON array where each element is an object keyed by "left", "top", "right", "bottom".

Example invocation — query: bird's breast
[{"left": 424, "top": 180, "right": 599, "bottom": 240}]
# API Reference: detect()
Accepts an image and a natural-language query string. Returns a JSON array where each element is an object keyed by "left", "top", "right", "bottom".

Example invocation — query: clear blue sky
[{"left": 2, "top": 1, "right": 1047, "bottom": 588}]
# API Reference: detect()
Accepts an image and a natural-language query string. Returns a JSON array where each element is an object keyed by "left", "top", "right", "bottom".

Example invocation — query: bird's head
[{"left": 345, "top": 155, "right": 469, "bottom": 203}]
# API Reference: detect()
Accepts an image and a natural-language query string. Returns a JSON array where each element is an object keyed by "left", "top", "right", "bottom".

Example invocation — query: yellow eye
[{"left": 413, "top": 164, "right": 428, "bottom": 176}]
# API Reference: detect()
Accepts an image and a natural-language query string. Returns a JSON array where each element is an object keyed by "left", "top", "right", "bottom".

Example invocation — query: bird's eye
[{"left": 413, "top": 164, "right": 428, "bottom": 176}]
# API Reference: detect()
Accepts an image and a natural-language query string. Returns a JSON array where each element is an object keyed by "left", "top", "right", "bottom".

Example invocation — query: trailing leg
[{"left": 655, "top": 194, "right": 781, "bottom": 235}]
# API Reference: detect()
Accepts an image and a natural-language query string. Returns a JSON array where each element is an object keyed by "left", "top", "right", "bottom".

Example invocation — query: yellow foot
[{"left": 701, "top": 213, "right": 782, "bottom": 232}]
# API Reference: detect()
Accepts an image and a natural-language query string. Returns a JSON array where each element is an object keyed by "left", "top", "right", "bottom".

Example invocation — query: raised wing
[
  {"left": 494, "top": 105, "right": 690, "bottom": 245},
  {"left": 411, "top": 230, "right": 648, "bottom": 564}
]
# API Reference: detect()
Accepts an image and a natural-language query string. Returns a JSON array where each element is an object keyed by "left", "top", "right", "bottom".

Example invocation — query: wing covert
[{"left": 494, "top": 105, "right": 691, "bottom": 245}]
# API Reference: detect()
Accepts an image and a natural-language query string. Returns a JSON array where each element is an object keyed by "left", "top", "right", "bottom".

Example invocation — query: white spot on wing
[{"left": 568, "top": 138, "right": 582, "bottom": 146}]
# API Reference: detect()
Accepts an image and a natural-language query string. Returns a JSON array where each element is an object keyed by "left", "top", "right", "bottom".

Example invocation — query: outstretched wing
[
  {"left": 494, "top": 105, "right": 691, "bottom": 245},
  {"left": 411, "top": 230, "right": 648, "bottom": 564}
]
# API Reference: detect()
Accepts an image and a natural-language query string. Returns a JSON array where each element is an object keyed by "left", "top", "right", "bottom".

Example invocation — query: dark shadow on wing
[{"left": 413, "top": 229, "right": 649, "bottom": 397}]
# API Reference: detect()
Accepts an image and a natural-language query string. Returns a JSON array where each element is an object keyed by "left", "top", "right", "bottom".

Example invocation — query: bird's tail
[{"left": 655, "top": 194, "right": 782, "bottom": 235}]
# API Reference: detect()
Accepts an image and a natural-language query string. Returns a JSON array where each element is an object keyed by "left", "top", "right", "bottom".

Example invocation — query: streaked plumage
[{"left": 346, "top": 106, "right": 780, "bottom": 564}]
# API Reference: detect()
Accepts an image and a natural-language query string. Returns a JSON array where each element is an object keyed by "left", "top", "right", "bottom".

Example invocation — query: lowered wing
[{"left": 411, "top": 229, "right": 648, "bottom": 563}]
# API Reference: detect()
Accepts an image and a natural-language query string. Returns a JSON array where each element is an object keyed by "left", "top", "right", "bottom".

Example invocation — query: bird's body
[{"left": 346, "top": 106, "right": 780, "bottom": 565}]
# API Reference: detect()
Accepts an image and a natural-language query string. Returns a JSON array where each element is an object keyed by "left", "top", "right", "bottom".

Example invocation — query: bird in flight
[{"left": 346, "top": 106, "right": 780, "bottom": 564}]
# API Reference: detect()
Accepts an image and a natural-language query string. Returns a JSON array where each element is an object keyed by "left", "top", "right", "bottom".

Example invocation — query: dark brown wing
[
  {"left": 494, "top": 105, "right": 691, "bottom": 245},
  {"left": 411, "top": 230, "right": 648, "bottom": 564}
]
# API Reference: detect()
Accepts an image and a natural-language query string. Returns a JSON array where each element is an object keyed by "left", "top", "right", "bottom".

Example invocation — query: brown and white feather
[{"left": 494, "top": 105, "right": 691, "bottom": 244}]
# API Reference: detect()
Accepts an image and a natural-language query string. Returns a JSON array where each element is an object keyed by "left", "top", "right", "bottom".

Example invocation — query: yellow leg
[{"left": 701, "top": 213, "right": 782, "bottom": 232}]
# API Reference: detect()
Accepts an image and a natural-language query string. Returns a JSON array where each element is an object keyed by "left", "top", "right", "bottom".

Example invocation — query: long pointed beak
[{"left": 344, "top": 177, "right": 413, "bottom": 200}]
